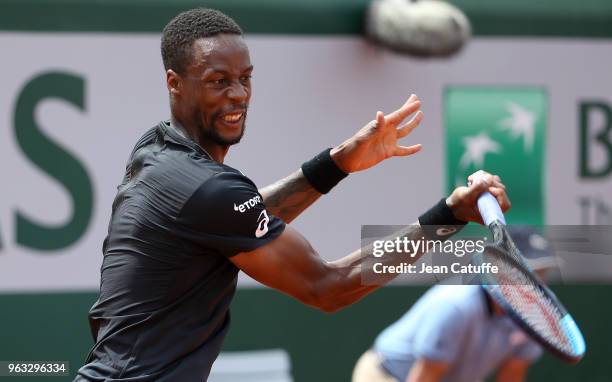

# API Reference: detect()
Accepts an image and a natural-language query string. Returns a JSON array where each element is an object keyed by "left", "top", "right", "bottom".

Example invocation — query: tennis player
[
  {"left": 74, "top": 8, "right": 510, "bottom": 382},
  {"left": 352, "top": 226, "right": 556, "bottom": 382}
]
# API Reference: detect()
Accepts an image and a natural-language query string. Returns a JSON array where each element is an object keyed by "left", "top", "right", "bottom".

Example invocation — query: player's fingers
[
  {"left": 467, "top": 170, "right": 497, "bottom": 187},
  {"left": 488, "top": 174, "right": 505, "bottom": 189},
  {"left": 488, "top": 186, "right": 512, "bottom": 212},
  {"left": 394, "top": 144, "right": 422, "bottom": 157},
  {"left": 386, "top": 96, "right": 421, "bottom": 126},
  {"left": 467, "top": 172, "right": 486, "bottom": 186},
  {"left": 388, "top": 99, "right": 421, "bottom": 125},
  {"left": 397, "top": 111, "right": 424, "bottom": 138},
  {"left": 489, "top": 178, "right": 506, "bottom": 190},
  {"left": 465, "top": 174, "right": 491, "bottom": 197},
  {"left": 374, "top": 111, "right": 385, "bottom": 130}
]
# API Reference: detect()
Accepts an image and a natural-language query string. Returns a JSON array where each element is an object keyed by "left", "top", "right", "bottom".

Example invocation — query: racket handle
[
  {"left": 471, "top": 170, "right": 506, "bottom": 226},
  {"left": 478, "top": 192, "right": 506, "bottom": 226}
]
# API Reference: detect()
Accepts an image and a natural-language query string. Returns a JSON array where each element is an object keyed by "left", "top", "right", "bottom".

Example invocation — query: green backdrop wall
[{"left": 0, "top": 286, "right": 608, "bottom": 381}]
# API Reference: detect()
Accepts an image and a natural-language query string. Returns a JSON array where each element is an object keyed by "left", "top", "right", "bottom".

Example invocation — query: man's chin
[
  {"left": 207, "top": 124, "right": 245, "bottom": 146},
  {"left": 221, "top": 135, "right": 243, "bottom": 146}
]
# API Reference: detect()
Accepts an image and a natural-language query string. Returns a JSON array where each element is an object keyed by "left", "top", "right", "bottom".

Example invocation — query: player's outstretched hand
[
  {"left": 329, "top": 94, "right": 423, "bottom": 173},
  {"left": 445, "top": 171, "right": 511, "bottom": 225}
]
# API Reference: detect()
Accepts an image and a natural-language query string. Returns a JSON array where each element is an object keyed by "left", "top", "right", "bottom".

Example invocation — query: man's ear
[{"left": 166, "top": 69, "right": 182, "bottom": 96}]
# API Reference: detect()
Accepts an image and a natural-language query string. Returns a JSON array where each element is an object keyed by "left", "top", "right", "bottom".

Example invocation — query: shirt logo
[
  {"left": 255, "top": 210, "right": 270, "bottom": 238},
  {"left": 436, "top": 227, "right": 457, "bottom": 236},
  {"left": 233, "top": 195, "right": 262, "bottom": 213}
]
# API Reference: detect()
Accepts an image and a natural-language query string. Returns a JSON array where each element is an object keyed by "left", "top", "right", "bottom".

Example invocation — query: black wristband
[
  {"left": 301, "top": 148, "right": 349, "bottom": 194},
  {"left": 418, "top": 198, "right": 467, "bottom": 240}
]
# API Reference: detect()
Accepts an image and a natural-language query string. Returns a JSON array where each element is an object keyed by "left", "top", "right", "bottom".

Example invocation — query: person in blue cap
[{"left": 352, "top": 226, "right": 557, "bottom": 382}]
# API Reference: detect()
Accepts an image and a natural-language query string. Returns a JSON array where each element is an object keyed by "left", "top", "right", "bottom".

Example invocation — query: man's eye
[
  {"left": 240, "top": 75, "right": 252, "bottom": 83},
  {"left": 211, "top": 78, "right": 228, "bottom": 85}
]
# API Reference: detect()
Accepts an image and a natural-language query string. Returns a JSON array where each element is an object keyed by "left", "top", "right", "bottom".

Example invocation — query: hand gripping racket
[{"left": 471, "top": 171, "right": 586, "bottom": 364}]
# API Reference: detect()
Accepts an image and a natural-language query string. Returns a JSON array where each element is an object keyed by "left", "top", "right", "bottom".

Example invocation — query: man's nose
[{"left": 227, "top": 81, "right": 249, "bottom": 101}]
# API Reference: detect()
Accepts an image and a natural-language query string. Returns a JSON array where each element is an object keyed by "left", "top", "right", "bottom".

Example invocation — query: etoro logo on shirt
[{"left": 233, "top": 195, "right": 262, "bottom": 213}]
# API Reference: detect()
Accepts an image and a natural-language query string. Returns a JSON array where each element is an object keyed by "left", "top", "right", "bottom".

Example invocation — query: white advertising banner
[{"left": 1, "top": 34, "right": 611, "bottom": 291}]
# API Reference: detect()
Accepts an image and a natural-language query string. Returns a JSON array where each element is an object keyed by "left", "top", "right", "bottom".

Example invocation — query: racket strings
[
  {"left": 478, "top": 223, "right": 584, "bottom": 361},
  {"left": 492, "top": 225, "right": 529, "bottom": 267},
  {"left": 485, "top": 248, "right": 574, "bottom": 354}
]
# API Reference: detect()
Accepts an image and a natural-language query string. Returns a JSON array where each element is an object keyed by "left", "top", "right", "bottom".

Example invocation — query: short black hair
[{"left": 161, "top": 8, "right": 243, "bottom": 74}]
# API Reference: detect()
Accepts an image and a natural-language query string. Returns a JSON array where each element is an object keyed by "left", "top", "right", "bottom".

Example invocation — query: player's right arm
[
  {"left": 231, "top": 223, "right": 424, "bottom": 312},
  {"left": 405, "top": 359, "right": 450, "bottom": 382},
  {"left": 231, "top": 175, "right": 508, "bottom": 312}
]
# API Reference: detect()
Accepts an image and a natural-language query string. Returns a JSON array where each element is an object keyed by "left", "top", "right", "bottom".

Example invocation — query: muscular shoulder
[
  {"left": 178, "top": 170, "right": 262, "bottom": 229},
  {"left": 176, "top": 170, "right": 285, "bottom": 256}
]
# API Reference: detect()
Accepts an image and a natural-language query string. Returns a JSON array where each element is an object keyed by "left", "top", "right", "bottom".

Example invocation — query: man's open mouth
[{"left": 221, "top": 112, "right": 243, "bottom": 123}]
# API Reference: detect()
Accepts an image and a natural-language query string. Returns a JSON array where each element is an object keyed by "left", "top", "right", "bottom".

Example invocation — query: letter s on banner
[{"left": 14, "top": 72, "right": 94, "bottom": 251}]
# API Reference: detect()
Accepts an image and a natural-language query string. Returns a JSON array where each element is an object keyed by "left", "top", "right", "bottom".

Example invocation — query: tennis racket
[{"left": 470, "top": 171, "right": 586, "bottom": 364}]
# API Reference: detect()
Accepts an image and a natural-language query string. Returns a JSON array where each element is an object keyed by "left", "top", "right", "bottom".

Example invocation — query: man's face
[{"left": 181, "top": 34, "right": 253, "bottom": 146}]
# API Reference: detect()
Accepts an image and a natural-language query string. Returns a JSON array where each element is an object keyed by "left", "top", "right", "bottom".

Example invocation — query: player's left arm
[
  {"left": 260, "top": 94, "right": 423, "bottom": 223},
  {"left": 495, "top": 358, "right": 530, "bottom": 382},
  {"left": 259, "top": 170, "right": 322, "bottom": 224}
]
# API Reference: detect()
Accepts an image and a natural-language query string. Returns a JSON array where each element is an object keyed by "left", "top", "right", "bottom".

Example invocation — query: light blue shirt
[{"left": 374, "top": 285, "right": 542, "bottom": 382}]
